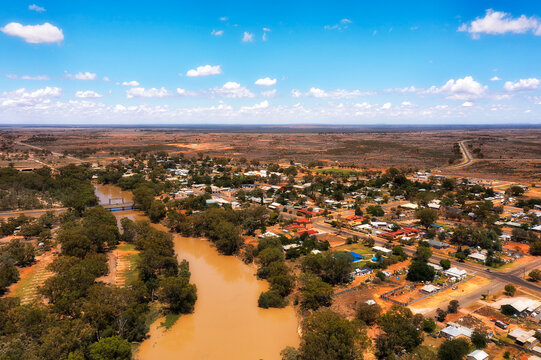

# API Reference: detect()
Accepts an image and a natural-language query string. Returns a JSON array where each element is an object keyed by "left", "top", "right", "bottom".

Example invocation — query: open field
[{"left": 1, "top": 126, "right": 540, "bottom": 181}]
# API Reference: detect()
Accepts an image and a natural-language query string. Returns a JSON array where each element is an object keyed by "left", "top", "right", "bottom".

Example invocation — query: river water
[{"left": 94, "top": 185, "right": 300, "bottom": 360}]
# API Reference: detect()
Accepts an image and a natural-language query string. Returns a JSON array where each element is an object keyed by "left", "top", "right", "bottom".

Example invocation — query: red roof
[
  {"left": 299, "top": 229, "right": 318, "bottom": 235},
  {"left": 287, "top": 224, "right": 304, "bottom": 230},
  {"left": 345, "top": 215, "right": 363, "bottom": 221},
  {"left": 380, "top": 227, "right": 421, "bottom": 238},
  {"left": 295, "top": 218, "right": 311, "bottom": 224},
  {"left": 297, "top": 209, "right": 313, "bottom": 215}
]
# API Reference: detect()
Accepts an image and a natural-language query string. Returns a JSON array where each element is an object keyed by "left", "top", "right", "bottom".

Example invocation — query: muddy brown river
[{"left": 95, "top": 185, "right": 300, "bottom": 360}]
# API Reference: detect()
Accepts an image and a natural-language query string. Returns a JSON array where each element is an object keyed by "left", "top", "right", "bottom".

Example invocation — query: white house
[
  {"left": 444, "top": 267, "right": 467, "bottom": 280},
  {"left": 467, "top": 350, "right": 489, "bottom": 360},
  {"left": 468, "top": 252, "right": 487, "bottom": 262}
]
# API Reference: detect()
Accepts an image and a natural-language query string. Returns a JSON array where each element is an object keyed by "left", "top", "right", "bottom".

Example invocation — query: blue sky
[{"left": 1, "top": 1, "right": 541, "bottom": 124}]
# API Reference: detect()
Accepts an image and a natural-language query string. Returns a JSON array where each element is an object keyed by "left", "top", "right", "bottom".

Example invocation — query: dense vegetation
[
  {"left": 0, "top": 165, "right": 97, "bottom": 212},
  {"left": 0, "top": 206, "right": 196, "bottom": 360}
]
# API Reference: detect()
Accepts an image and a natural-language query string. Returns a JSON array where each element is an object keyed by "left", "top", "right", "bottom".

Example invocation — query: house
[
  {"left": 467, "top": 350, "right": 489, "bottom": 360},
  {"left": 400, "top": 203, "right": 419, "bottom": 210},
  {"left": 501, "top": 298, "right": 541, "bottom": 316},
  {"left": 427, "top": 239, "right": 450, "bottom": 249},
  {"left": 380, "top": 227, "right": 421, "bottom": 240},
  {"left": 532, "top": 346, "right": 541, "bottom": 357},
  {"left": 421, "top": 284, "right": 439, "bottom": 294},
  {"left": 468, "top": 252, "right": 487, "bottom": 262},
  {"left": 508, "top": 328, "right": 538, "bottom": 346},
  {"left": 372, "top": 246, "right": 392, "bottom": 255},
  {"left": 428, "top": 263, "right": 443, "bottom": 272},
  {"left": 283, "top": 244, "right": 300, "bottom": 250},
  {"left": 444, "top": 267, "right": 467, "bottom": 280},
  {"left": 440, "top": 323, "right": 472, "bottom": 339},
  {"left": 260, "top": 231, "right": 280, "bottom": 238}
]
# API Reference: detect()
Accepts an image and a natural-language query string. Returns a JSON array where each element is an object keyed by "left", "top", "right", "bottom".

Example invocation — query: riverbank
[{"left": 95, "top": 185, "right": 300, "bottom": 360}]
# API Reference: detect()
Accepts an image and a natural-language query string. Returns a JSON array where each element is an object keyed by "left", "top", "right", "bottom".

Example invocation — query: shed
[{"left": 467, "top": 350, "right": 489, "bottom": 360}]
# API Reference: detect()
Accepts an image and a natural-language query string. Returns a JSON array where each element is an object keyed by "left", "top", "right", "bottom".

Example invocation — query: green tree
[
  {"left": 258, "top": 290, "right": 286, "bottom": 309},
  {"left": 504, "top": 284, "right": 516, "bottom": 296},
  {"left": 416, "top": 208, "right": 438, "bottom": 229},
  {"left": 300, "top": 275, "right": 333, "bottom": 310},
  {"left": 447, "top": 300, "right": 459, "bottom": 314},
  {"left": 471, "top": 331, "right": 488, "bottom": 349},
  {"left": 300, "top": 310, "right": 367, "bottom": 360},
  {"left": 158, "top": 275, "right": 197, "bottom": 313},
  {"left": 89, "top": 336, "right": 131, "bottom": 360},
  {"left": 375, "top": 305, "right": 424, "bottom": 359},
  {"left": 422, "top": 318, "right": 436, "bottom": 333},
  {"left": 439, "top": 259, "right": 451, "bottom": 270},
  {"left": 148, "top": 200, "right": 166, "bottom": 223},
  {"left": 356, "top": 302, "right": 382, "bottom": 326},
  {"left": 529, "top": 269, "right": 541, "bottom": 282},
  {"left": 415, "top": 245, "right": 432, "bottom": 262},
  {"left": 406, "top": 260, "right": 435, "bottom": 282},
  {"left": 0, "top": 256, "right": 19, "bottom": 294},
  {"left": 435, "top": 308, "right": 447, "bottom": 322},
  {"left": 437, "top": 338, "right": 469, "bottom": 360}
]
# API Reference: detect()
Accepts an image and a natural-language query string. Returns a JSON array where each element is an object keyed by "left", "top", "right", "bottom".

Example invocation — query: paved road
[{"left": 445, "top": 140, "right": 472, "bottom": 169}]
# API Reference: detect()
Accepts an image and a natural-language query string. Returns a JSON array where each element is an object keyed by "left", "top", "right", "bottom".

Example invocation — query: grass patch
[
  {"left": 160, "top": 313, "right": 181, "bottom": 330},
  {"left": 117, "top": 243, "right": 136, "bottom": 251},
  {"left": 335, "top": 243, "right": 374, "bottom": 255},
  {"left": 124, "top": 253, "right": 140, "bottom": 285},
  {"left": 11, "top": 268, "right": 36, "bottom": 298}
]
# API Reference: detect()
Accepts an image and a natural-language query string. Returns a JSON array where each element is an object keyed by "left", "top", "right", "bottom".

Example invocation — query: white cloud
[
  {"left": 186, "top": 65, "right": 222, "bottom": 77},
  {"left": 261, "top": 89, "right": 277, "bottom": 98},
  {"left": 75, "top": 90, "right": 102, "bottom": 98},
  {"left": 255, "top": 77, "right": 277, "bottom": 86},
  {"left": 325, "top": 18, "right": 352, "bottom": 31},
  {"left": 401, "top": 101, "right": 413, "bottom": 107},
  {"left": 462, "top": 101, "right": 474, "bottom": 107},
  {"left": 103, "top": 76, "right": 111, "bottom": 82},
  {"left": 240, "top": 100, "right": 269, "bottom": 112},
  {"left": 220, "top": 17, "right": 228, "bottom": 21},
  {"left": 211, "top": 82, "right": 255, "bottom": 98},
  {"left": 292, "top": 87, "right": 374, "bottom": 99},
  {"left": 122, "top": 80, "right": 140, "bottom": 87},
  {"left": 126, "top": 87, "right": 170, "bottom": 98},
  {"left": 0, "top": 86, "right": 61, "bottom": 107},
  {"left": 28, "top": 4, "right": 45, "bottom": 12},
  {"left": 211, "top": 29, "right": 224, "bottom": 36},
  {"left": 1, "top": 22, "right": 63, "bottom": 43},
  {"left": 242, "top": 32, "right": 254, "bottom": 42},
  {"left": 458, "top": 9, "right": 541, "bottom": 39},
  {"left": 66, "top": 71, "right": 97, "bottom": 80},
  {"left": 176, "top": 88, "right": 197, "bottom": 97},
  {"left": 381, "top": 102, "right": 392, "bottom": 110},
  {"left": 504, "top": 78, "right": 540, "bottom": 91},
  {"left": 385, "top": 86, "right": 420, "bottom": 93},
  {"left": 262, "top": 27, "right": 271, "bottom": 41},
  {"left": 490, "top": 76, "right": 501, "bottom": 81},
  {"left": 354, "top": 102, "right": 372, "bottom": 110},
  {"left": 426, "top": 76, "right": 487, "bottom": 99},
  {"left": 6, "top": 74, "right": 50, "bottom": 80}
]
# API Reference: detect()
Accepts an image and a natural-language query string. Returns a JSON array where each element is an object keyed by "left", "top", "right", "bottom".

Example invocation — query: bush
[
  {"left": 422, "top": 318, "right": 437, "bottom": 333},
  {"left": 356, "top": 302, "right": 381, "bottom": 326},
  {"left": 438, "top": 338, "right": 469, "bottom": 360},
  {"left": 471, "top": 331, "right": 488, "bottom": 349},
  {"left": 504, "top": 284, "right": 516, "bottom": 296},
  {"left": 258, "top": 290, "right": 286, "bottom": 308}
]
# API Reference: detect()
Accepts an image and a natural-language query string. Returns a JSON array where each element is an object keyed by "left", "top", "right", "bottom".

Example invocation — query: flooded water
[
  {"left": 94, "top": 185, "right": 300, "bottom": 360},
  {"left": 94, "top": 184, "right": 133, "bottom": 204}
]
